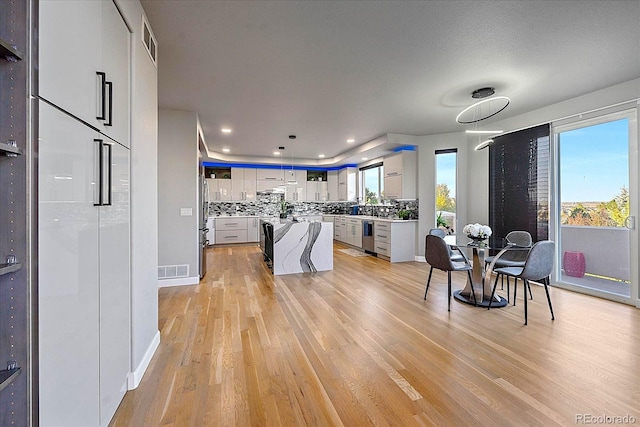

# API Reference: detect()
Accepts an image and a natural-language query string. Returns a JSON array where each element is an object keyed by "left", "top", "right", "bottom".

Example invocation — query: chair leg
[
  {"left": 513, "top": 277, "right": 517, "bottom": 306},
  {"left": 488, "top": 273, "right": 500, "bottom": 310},
  {"left": 506, "top": 276, "right": 510, "bottom": 303},
  {"left": 447, "top": 271, "right": 452, "bottom": 312},
  {"left": 543, "top": 277, "right": 555, "bottom": 320},
  {"left": 523, "top": 279, "right": 528, "bottom": 325},
  {"left": 424, "top": 267, "right": 434, "bottom": 300},
  {"left": 527, "top": 280, "right": 533, "bottom": 300},
  {"left": 500, "top": 273, "right": 504, "bottom": 290}
]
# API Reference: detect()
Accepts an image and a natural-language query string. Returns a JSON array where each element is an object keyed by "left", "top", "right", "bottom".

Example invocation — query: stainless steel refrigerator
[{"left": 199, "top": 174, "right": 210, "bottom": 278}]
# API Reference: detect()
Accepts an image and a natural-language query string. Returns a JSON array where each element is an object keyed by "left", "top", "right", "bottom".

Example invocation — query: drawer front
[
  {"left": 346, "top": 218, "right": 361, "bottom": 225},
  {"left": 216, "top": 217, "right": 248, "bottom": 230},
  {"left": 374, "top": 242, "right": 390, "bottom": 256},
  {"left": 215, "top": 229, "right": 248, "bottom": 243},
  {"left": 375, "top": 221, "right": 390, "bottom": 231},
  {"left": 374, "top": 229, "right": 389, "bottom": 243}
]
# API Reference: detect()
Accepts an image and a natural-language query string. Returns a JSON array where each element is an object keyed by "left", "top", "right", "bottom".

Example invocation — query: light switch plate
[{"left": 180, "top": 208, "right": 193, "bottom": 216}]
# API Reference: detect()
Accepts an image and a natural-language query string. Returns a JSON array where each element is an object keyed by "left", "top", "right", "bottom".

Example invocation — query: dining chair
[
  {"left": 424, "top": 234, "right": 476, "bottom": 311},
  {"left": 484, "top": 230, "right": 533, "bottom": 304},
  {"left": 488, "top": 240, "right": 555, "bottom": 325}
]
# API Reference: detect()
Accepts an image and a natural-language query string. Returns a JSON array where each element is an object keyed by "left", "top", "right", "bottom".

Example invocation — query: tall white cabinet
[{"left": 38, "top": 1, "right": 131, "bottom": 426}]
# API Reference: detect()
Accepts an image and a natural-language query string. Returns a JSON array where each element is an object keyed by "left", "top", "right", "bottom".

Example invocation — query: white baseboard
[
  {"left": 415, "top": 255, "right": 426, "bottom": 262},
  {"left": 158, "top": 275, "right": 200, "bottom": 288},
  {"left": 127, "top": 330, "right": 160, "bottom": 390}
]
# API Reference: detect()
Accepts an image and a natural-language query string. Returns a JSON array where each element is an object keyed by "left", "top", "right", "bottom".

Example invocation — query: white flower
[{"left": 463, "top": 223, "right": 492, "bottom": 238}]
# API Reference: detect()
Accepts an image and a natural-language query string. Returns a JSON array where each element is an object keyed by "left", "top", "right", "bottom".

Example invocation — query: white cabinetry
[
  {"left": 256, "top": 168, "right": 284, "bottom": 193},
  {"left": 374, "top": 220, "right": 416, "bottom": 262},
  {"left": 345, "top": 217, "right": 363, "bottom": 248},
  {"left": 306, "top": 180, "right": 329, "bottom": 201},
  {"left": 338, "top": 167, "right": 357, "bottom": 201},
  {"left": 327, "top": 171, "right": 338, "bottom": 201},
  {"left": 383, "top": 151, "right": 417, "bottom": 199},
  {"left": 334, "top": 216, "right": 346, "bottom": 242},
  {"left": 39, "top": 0, "right": 130, "bottom": 147},
  {"left": 39, "top": 100, "right": 130, "bottom": 426},
  {"left": 231, "top": 168, "right": 257, "bottom": 201},
  {"left": 284, "top": 170, "right": 307, "bottom": 201},
  {"left": 215, "top": 216, "right": 260, "bottom": 243},
  {"left": 207, "top": 178, "right": 232, "bottom": 201}
]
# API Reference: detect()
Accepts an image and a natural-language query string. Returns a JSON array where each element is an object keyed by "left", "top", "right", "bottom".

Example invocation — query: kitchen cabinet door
[
  {"left": 232, "top": 168, "right": 257, "bottom": 200},
  {"left": 38, "top": 101, "right": 101, "bottom": 427},
  {"left": 247, "top": 217, "right": 260, "bottom": 242},
  {"left": 98, "top": 141, "right": 130, "bottom": 425},
  {"left": 38, "top": 100, "right": 131, "bottom": 427},
  {"left": 327, "top": 171, "right": 338, "bottom": 201},
  {"left": 39, "top": 0, "right": 130, "bottom": 147},
  {"left": 39, "top": 0, "right": 102, "bottom": 129},
  {"left": 99, "top": 0, "right": 130, "bottom": 146}
]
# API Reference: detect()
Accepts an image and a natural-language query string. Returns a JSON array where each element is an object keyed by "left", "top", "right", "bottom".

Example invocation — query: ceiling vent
[{"left": 141, "top": 15, "right": 157, "bottom": 66}]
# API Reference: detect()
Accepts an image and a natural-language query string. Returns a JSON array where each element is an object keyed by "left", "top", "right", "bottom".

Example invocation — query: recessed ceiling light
[
  {"left": 318, "top": 154, "right": 325, "bottom": 158},
  {"left": 222, "top": 148, "right": 230, "bottom": 153},
  {"left": 221, "top": 128, "right": 232, "bottom": 134},
  {"left": 273, "top": 151, "right": 281, "bottom": 155},
  {"left": 347, "top": 138, "right": 355, "bottom": 143},
  {"left": 362, "top": 157, "right": 368, "bottom": 161}
]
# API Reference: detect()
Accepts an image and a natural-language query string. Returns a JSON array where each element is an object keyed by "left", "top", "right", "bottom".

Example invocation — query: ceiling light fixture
[
  {"left": 222, "top": 148, "right": 230, "bottom": 153},
  {"left": 318, "top": 154, "right": 325, "bottom": 158},
  {"left": 474, "top": 139, "right": 494, "bottom": 151},
  {"left": 362, "top": 157, "right": 368, "bottom": 161},
  {"left": 221, "top": 128, "right": 232, "bottom": 134},
  {"left": 456, "top": 87, "right": 510, "bottom": 124},
  {"left": 347, "top": 138, "right": 355, "bottom": 143},
  {"left": 465, "top": 130, "right": 503, "bottom": 134},
  {"left": 273, "top": 151, "right": 281, "bottom": 155}
]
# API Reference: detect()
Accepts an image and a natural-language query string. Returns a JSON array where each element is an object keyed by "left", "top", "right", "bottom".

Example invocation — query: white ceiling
[{"left": 140, "top": 0, "right": 640, "bottom": 166}]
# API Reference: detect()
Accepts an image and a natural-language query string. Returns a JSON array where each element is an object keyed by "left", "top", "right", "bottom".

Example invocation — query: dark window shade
[{"left": 489, "top": 124, "right": 550, "bottom": 243}]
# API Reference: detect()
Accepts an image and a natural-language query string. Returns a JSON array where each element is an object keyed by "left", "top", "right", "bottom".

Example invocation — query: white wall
[
  {"left": 158, "top": 109, "right": 199, "bottom": 282},
  {"left": 114, "top": 0, "right": 160, "bottom": 389}
]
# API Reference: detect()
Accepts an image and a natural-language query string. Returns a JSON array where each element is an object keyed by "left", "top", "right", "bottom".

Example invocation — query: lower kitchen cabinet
[
  {"left": 374, "top": 220, "right": 416, "bottom": 262},
  {"left": 38, "top": 101, "right": 130, "bottom": 426},
  {"left": 215, "top": 216, "right": 259, "bottom": 244}
]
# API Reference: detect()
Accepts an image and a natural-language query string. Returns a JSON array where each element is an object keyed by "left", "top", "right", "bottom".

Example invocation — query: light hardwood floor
[{"left": 111, "top": 243, "right": 640, "bottom": 426}]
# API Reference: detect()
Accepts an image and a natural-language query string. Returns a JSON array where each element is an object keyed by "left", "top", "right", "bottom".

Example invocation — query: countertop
[{"left": 213, "top": 214, "right": 417, "bottom": 223}]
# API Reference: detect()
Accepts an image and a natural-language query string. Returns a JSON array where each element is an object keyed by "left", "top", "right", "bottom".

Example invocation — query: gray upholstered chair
[
  {"left": 488, "top": 240, "right": 555, "bottom": 325},
  {"left": 484, "top": 230, "right": 533, "bottom": 303},
  {"left": 429, "top": 228, "right": 466, "bottom": 262},
  {"left": 424, "top": 234, "right": 476, "bottom": 311}
]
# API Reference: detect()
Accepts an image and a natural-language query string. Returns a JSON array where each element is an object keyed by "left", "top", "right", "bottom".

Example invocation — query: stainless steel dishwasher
[{"left": 362, "top": 220, "right": 375, "bottom": 253}]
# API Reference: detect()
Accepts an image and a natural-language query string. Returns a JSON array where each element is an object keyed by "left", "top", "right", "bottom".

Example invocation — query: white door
[
  {"left": 552, "top": 108, "right": 638, "bottom": 304},
  {"left": 39, "top": 101, "right": 101, "bottom": 426},
  {"left": 99, "top": 0, "right": 130, "bottom": 146},
  {"left": 39, "top": 0, "right": 102, "bottom": 127},
  {"left": 98, "top": 139, "right": 131, "bottom": 425}
]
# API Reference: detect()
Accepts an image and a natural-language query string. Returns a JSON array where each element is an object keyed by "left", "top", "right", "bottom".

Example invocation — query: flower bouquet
[{"left": 463, "top": 223, "right": 492, "bottom": 244}]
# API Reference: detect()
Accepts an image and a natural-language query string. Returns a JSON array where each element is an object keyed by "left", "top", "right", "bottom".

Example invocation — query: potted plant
[{"left": 397, "top": 209, "right": 410, "bottom": 220}]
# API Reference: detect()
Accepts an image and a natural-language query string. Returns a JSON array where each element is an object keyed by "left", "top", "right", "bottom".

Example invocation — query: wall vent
[
  {"left": 158, "top": 264, "right": 189, "bottom": 279},
  {"left": 141, "top": 14, "right": 157, "bottom": 66}
]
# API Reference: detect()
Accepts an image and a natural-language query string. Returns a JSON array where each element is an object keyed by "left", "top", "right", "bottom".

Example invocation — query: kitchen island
[{"left": 261, "top": 219, "right": 333, "bottom": 275}]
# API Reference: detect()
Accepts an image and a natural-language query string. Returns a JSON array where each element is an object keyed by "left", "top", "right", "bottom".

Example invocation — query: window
[
  {"left": 435, "top": 149, "right": 457, "bottom": 233},
  {"left": 359, "top": 163, "right": 384, "bottom": 203}
]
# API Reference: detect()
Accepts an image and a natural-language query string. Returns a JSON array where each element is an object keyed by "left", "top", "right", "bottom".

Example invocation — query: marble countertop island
[{"left": 261, "top": 219, "right": 333, "bottom": 275}]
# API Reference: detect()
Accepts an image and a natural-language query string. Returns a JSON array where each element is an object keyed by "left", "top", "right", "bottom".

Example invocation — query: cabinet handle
[
  {"left": 96, "top": 72, "right": 106, "bottom": 120},
  {"left": 386, "top": 172, "right": 399, "bottom": 177},
  {"left": 105, "top": 80, "right": 113, "bottom": 126},
  {"left": 93, "top": 139, "right": 112, "bottom": 206},
  {"left": 225, "top": 235, "right": 238, "bottom": 239}
]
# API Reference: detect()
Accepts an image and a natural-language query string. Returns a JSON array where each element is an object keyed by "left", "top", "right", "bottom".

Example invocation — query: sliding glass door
[{"left": 552, "top": 109, "right": 638, "bottom": 304}]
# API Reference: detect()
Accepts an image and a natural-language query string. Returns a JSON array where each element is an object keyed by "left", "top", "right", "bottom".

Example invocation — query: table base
[{"left": 453, "top": 290, "right": 508, "bottom": 308}]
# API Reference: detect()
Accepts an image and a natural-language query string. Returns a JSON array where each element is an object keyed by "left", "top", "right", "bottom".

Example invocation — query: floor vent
[{"left": 158, "top": 264, "right": 189, "bottom": 279}]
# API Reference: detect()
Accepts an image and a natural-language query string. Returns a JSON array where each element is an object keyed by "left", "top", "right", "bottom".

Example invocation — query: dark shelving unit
[{"left": 0, "top": 1, "right": 32, "bottom": 426}]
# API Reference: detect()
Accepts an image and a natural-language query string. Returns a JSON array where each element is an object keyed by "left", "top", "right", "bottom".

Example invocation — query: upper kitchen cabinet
[
  {"left": 338, "top": 167, "right": 357, "bottom": 201},
  {"left": 206, "top": 177, "right": 232, "bottom": 201},
  {"left": 231, "top": 168, "right": 256, "bottom": 201},
  {"left": 284, "top": 170, "right": 307, "bottom": 202},
  {"left": 256, "top": 168, "right": 284, "bottom": 182},
  {"left": 39, "top": 0, "right": 130, "bottom": 147},
  {"left": 383, "top": 151, "right": 416, "bottom": 199},
  {"left": 327, "top": 171, "right": 338, "bottom": 201}
]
